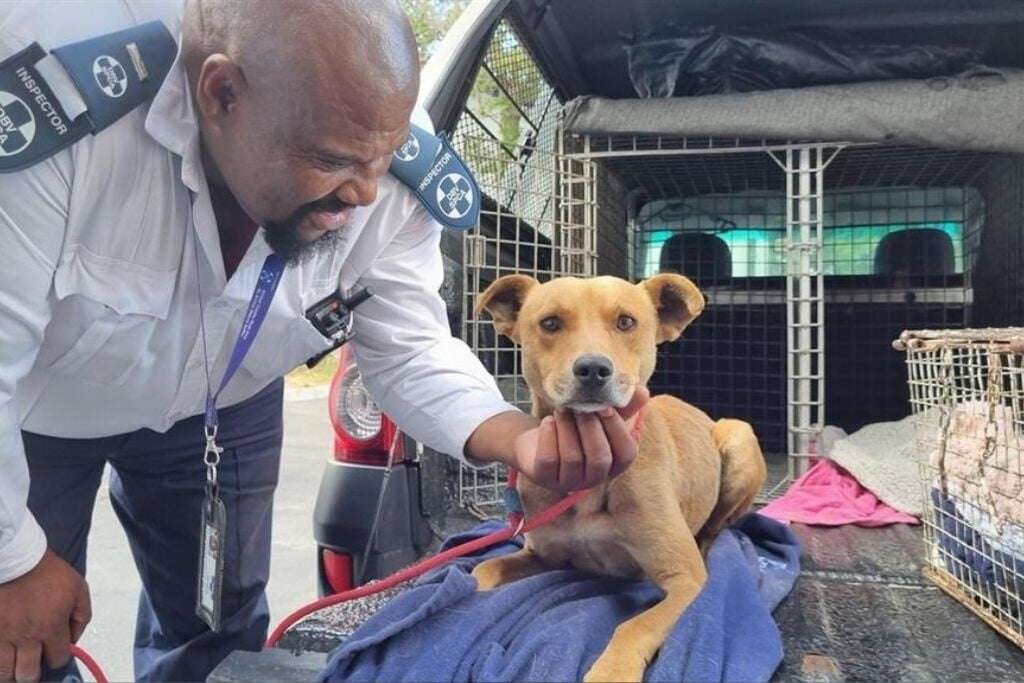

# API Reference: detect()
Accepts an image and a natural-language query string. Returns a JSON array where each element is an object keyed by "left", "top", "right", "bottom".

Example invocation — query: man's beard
[{"left": 263, "top": 196, "right": 351, "bottom": 265}]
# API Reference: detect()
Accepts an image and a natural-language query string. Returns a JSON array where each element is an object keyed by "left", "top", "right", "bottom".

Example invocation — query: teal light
[
  {"left": 643, "top": 230, "right": 680, "bottom": 277},
  {"left": 640, "top": 222, "right": 964, "bottom": 278}
]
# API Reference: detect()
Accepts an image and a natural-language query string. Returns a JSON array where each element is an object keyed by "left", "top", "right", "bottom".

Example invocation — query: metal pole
[{"left": 772, "top": 144, "right": 838, "bottom": 480}]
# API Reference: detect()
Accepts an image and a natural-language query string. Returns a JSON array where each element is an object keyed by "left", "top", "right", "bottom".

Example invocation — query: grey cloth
[
  {"left": 826, "top": 416, "right": 926, "bottom": 517},
  {"left": 562, "top": 69, "right": 1024, "bottom": 155}
]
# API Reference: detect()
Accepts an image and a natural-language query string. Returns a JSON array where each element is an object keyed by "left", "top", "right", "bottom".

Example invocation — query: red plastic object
[
  {"left": 328, "top": 347, "right": 403, "bottom": 466},
  {"left": 322, "top": 548, "right": 354, "bottom": 593}
]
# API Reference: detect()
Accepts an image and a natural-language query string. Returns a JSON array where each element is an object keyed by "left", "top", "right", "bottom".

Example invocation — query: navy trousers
[{"left": 25, "top": 379, "right": 284, "bottom": 682}]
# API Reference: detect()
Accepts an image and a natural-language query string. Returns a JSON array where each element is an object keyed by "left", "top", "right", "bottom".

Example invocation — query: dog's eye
[
  {"left": 616, "top": 315, "right": 636, "bottom": 331},
  {"left": 540, "top": 317, "right": 562, "bottom": 333}
]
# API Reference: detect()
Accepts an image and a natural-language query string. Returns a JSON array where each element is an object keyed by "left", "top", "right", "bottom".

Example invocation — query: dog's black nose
[{"left": 573, "top": 355, "right": 614, "bottom": 387}]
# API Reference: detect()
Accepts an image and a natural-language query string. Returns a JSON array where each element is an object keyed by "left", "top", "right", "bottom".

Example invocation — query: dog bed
[
  {"left": 826, "top": 416, "right": 926, "bottom": 517},
  {"left": 935, "top": 401, "right": 1024, "bottom": 528},
  {"left": 318, "top": 514, "right": 800, "bottom": 683}
]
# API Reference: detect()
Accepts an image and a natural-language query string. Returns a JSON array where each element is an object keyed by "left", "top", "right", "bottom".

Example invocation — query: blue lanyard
[
  {"left": 202, "top": 253, "right": 286, "bottom": 431},
  {"left": 195, "top": 250, "right": 286, "bottom": 496}
]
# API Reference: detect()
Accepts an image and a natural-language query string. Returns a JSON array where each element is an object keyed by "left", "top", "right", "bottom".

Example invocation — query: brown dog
[{"left": 471, "top": 273, "right": 767, "bottom": 683}]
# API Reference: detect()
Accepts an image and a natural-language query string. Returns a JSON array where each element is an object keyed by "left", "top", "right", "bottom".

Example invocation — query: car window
[{"left": 637, "top": 189, "right": 967, "bottom": 280}]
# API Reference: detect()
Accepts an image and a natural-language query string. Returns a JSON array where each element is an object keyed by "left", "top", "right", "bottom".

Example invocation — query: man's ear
[
  {"left": 475, "top": 275, "right": 538, "bottom": 343},
  {"left": 641, "top": 273, "right": 705, "bottom": 343},
  {"left": 195, "top": 54, "right": 246, "bottom": 128}
]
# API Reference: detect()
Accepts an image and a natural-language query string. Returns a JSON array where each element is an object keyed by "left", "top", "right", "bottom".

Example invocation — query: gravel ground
[
  {"left": 279, "top": 508, "right": 487, "bottom": 653},
  {"left": 279, "top": 582, "right": 414, "bottom": 652}
]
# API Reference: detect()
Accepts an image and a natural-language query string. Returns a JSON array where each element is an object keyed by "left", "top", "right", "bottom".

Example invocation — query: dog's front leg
[
  {"left": 584, "top": 512, "right": 707, "bottom": 683},
  {"left": 472, "top": 548, "right": 548, "bottom": 591}
]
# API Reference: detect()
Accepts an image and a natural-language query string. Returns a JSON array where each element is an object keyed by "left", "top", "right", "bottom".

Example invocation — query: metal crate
[
  {"left": 899, "top": 327, "right": 1024, "bottom": 648},
  {"left": 565, "top": 134, "right": 1003, "bottom": 500},
  {"left": 451, "top": 19, "right": 597, "bottom": 511},
  {"left": 447, "top": 13, "right": 1024, "bottom": 512}
]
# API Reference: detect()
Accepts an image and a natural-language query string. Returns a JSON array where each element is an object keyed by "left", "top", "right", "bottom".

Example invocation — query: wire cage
[
  {"left": 445, "top": 12, "right": 1024, "bottom": 510},
  {"left": 898, "top": 328, "right": 1024, "bottom": 649},
  {"left": 450, "top": 19, "right": 599, "bottom": 511},
  {"left": 562, "top": 134, "right": 1012, "bottom": 500}
]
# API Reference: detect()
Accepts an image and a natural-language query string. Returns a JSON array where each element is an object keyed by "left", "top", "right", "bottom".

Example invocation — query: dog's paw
[
  {"left": 470, "top": 560, "right": 502, "bottom": 591},
  {"left": 584, "top": 651, "right": 646, "bottom": 683}
]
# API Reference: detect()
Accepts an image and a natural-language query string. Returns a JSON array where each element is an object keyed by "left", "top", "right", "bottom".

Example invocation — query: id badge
[{"left": 196, "top": 496, "right": 227, "bottom": 632}]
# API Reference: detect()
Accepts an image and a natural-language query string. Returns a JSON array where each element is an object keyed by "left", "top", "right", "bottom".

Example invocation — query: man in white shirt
[{"left": 0, "top": 1, "right": 646, "bottom": 681}]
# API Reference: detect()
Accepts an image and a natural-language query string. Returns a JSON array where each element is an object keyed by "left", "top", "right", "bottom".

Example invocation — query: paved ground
[{"left": 77, "top": 395, "right": 332, "bottom": 682}]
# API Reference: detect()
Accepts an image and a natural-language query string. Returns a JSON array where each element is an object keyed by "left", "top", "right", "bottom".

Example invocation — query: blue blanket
[
  {"left": 319, "top": 513, "right": 800, "bottom": 683},
  {"left": 931, "top": 489, "right": 1024, "bottom": 598}
]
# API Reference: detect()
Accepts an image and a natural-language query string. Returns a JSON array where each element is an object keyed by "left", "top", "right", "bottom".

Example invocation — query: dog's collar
[{"left": 629, "top": 405, "right": 648, "bottom": 441}]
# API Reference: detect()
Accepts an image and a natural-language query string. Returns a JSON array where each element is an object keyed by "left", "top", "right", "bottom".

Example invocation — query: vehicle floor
[
  {"left": 775, "top": 522, "right": 1024, "bottom": 682},
  {"left": 216, "top": 514, "right": 1024, "bottom": 682}
]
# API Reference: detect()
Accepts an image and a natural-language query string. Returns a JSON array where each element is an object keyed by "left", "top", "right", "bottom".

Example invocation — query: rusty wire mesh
[{"left": 902, "top": 328, "right": 1024, "bottom": 648}]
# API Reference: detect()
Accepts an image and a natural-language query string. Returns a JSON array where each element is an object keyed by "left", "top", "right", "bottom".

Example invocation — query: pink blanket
[{"left": 760, "top": 459, "right": 919, "bottom": 527}]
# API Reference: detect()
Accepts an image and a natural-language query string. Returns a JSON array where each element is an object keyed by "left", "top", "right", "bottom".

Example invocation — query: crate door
[{"left": 450, "top": 18, "right": 597, "bottom": 509}]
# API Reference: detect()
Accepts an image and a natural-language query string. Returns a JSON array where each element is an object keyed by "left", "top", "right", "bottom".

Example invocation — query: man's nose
[
  {"left": 573, "top": 354, "right": 614, "bottom": 388},
  {"left": 335, "top": 155, "right": 391, "bottom": 207}
]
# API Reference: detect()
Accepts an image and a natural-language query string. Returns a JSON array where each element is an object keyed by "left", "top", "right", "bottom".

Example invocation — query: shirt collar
[{"left": 144, "top": 36, "right": 206, "bottom": 194}]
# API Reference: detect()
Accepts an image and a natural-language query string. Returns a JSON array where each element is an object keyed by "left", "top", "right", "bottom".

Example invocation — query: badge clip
[{"left": 304, "top": 287, "right": 373, "bottom": 368}]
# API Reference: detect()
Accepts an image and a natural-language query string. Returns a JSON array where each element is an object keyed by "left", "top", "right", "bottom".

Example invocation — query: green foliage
[
  {"left": 400, "top": 1, "right": 541, "bottom": 151},
  {"left": 400, "top": 0, "right": 471, "bottom": 64},
  {"left": 639, "top": 223, "right": 965, "bottom": 278},
  {"left": 471, "top": 68, "right": 522, "bottom": 150},
  {"left": 398, "top": 1, "right": 556, "bottom": 205}
]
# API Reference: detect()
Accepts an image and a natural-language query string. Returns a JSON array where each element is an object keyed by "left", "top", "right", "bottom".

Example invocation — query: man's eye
[
  {"left": 540, "top": 317, "right": 562, "bottom": 333},
  {"left": 616, "top": 315, "right": 636, "bottom": 331},
  {"left": 314, "top": 158, "right": 349, "bottom": 172}
]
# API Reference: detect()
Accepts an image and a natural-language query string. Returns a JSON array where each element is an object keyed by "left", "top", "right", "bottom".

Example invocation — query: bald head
[
  {"left": 182, "top": 0, "right": 422, "bottom": 262},
  {"left": 183, "top": 0, "right": 420, "bottom": 82},
  {"left": 185, "top": 0, "right": 419, "bottom": 127}
]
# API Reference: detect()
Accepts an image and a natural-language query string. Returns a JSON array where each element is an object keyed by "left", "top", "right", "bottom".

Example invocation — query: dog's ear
[
  {"left": 641, "top": 273, "right": 705, "bottom": 343},
  {"left": 475, "top": 274, "right": 539, "bottom": 343}
]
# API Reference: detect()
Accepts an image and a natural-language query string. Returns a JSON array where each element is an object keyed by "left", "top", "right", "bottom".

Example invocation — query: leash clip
[
  {"left": 203, "top": 427, "right": 223, "bottom": 500},
  {"left": 511, "top": 515, "right": 526, "bottom": 537},
  {"left": 203, "top": 432, "right": 223, "bottom": 468}
]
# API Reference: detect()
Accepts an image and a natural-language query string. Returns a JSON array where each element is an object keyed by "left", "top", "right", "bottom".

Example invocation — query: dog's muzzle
[
  {"left": 564, "top": 354, "right": 626, "bottom": 411},
  {"left": 573, "top": 355, "right": 613, "bottom": 388}
]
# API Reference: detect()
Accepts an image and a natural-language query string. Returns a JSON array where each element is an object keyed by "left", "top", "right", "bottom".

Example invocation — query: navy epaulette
[
  {"left": 0, "top": 21, "right": 176, "bottom": 173},
  {"left": 388, "top": 123, "right": 480, "bottom": 230}
]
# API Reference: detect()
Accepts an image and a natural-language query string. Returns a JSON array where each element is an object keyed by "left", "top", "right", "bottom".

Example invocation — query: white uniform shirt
[{"left": 0, "top": 0, "right": 514, "bottom": 583}]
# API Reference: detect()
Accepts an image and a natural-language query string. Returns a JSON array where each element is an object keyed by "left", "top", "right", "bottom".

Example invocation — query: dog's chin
[
  {"left": 563, "top": 401, "right": 610, "bottom": 413},
  {"left": 558, "top": 390, "right": 633, "bottom": 413}
]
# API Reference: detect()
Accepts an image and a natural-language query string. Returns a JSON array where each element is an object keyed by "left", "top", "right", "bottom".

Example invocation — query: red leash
[
  {"left": 72, "top": 405, "right": 648, "bottom": 674},
  {"left": 68, "top": 475, "right": 587, "bottom": 680},
  {"left": 265, "top": 407, "right": 646, "bottom": 648},
  {"left": 265, "top": 472, "right": 589, "bottom": 648},
  {"left": 70, "top": 644, "right": 109, "bottom": 683}
]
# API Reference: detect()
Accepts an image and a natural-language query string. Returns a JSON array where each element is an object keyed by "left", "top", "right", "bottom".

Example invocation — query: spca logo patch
[
  {"left": 394, "top": 132, "right": 420, "bottom": 162},
  {"left": 93, "top": 55, "right": 128, "bottom": 98},
  {"left": 436, "top": 173, "right": 473, "bottom": 220},
  {"left": 0, "top": 90, "right": 35, "bottom": 157}
]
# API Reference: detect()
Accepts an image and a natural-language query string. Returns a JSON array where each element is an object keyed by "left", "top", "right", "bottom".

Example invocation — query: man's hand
[
  {"left": 513, "top": 387, "right": 649, "bottom": 491},
  {"left": 466, "top": 386, "right": 650, "bottom": 492},
  {"left": 0, "top": 549, "right": 91, "bottom": 683}
]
